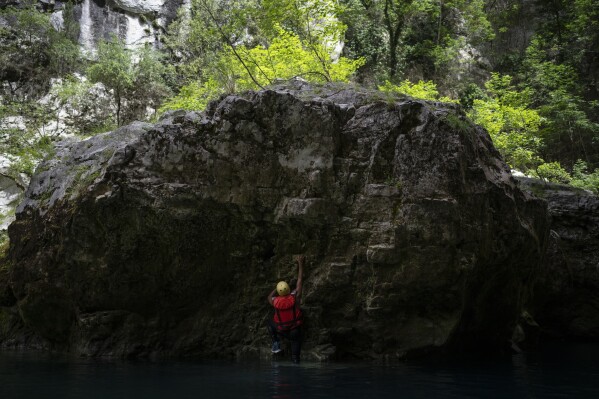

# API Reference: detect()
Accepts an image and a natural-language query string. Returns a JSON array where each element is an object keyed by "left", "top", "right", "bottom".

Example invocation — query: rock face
[
  {"left": 518, "top": 178, "right": 599, "bottom": 340},
  {"left": 3, "top": 0, "right": 188, "bottom": 52},
  {"left": 1, "top": 0, "right": 183, "bottom": 228},
  {"left": 75, "top": 0, "right": 186, "bottom": 51},
  {"left": 0, "top": 83, "right": 549, "bottom": 360},
  {"left": 0, "top": 174, "right": 23, "bottom": 231},
  {"left": 110, "top": 0, "right": 164, "bottom": 15}
]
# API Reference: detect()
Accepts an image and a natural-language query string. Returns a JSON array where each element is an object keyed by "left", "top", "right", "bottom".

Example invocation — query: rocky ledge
[
  {"left": 517, "top": 178, "right": 599, "bottom": 340},
  {"left": 0, "top": 83, "right": 548, "bottom": 360}
]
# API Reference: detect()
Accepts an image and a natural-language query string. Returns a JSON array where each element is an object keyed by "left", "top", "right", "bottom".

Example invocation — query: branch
[
  {"left": 0, "top": 171, "right": 27, "bottom": 192},
  {"left": 294, "top": 71, "right": 332, "bottom": 81},
  {"left": 196, "top": 0, "right": 266, "bottom": 90},
  {"left": 302, "top": 8, "right": 332, "bottom": 82},
  {"left": 238, "top": 45, "right": 273, "bottom": 84}
]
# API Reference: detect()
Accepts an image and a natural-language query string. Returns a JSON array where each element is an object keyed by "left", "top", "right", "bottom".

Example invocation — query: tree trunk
[
  {"left": 389, "top": 34, "right": 399, "bottom": 78},
  {"left": 116, "top": 92, "right": 121, "bottom": 127}
]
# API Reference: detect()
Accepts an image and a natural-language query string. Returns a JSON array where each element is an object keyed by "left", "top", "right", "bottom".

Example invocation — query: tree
[
  {"left": 380, "top": 0, "right": 417, "bottom": 78},
  {"left": 570, "top": 160, "right": 599, "bottom": 194},
  {"left": 86, "top": 38, "right": 172, "bottom": 126},
  {"left": 340, "top": 0, "right": 493, "bottom": 88},
  {"left": 0, "top": 3, "right": 81, "bottom": 187},
  {"left": 161, "top": 27, "right": 363, "bottom": 112},
  {"left": 124, "top": 46, "right": 173, "bottom": 123},
  {"left": 468, "top": 73, "right": 543, "bottom": 172},
  {"left": 258, "top": 0, "right": 348, "bottom": 81},
  {"left": 339, "top": 1, "right": 388, "bottom": 83},
  {"left": 86, "top": 37, "right": 134, "bottom": 127},
  {"left": 49, "top": 1, "right": 81, "bottom": 76},
  {"left": 518, "top": 38, "right": 599, "bottom": 168},
  {"left": 0, "top": 3, "right": 80, "bottom": 100},
  {"left": 161, "top": 0, "right": 363, "bottom": 112},
  {"left": 50, "top": 75, "right": 116, "bottom": 136}
]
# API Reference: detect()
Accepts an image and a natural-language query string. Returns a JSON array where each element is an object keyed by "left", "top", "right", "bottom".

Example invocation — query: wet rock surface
[{"left": 0, "top": 83, "right": 549, "bottom": 360}]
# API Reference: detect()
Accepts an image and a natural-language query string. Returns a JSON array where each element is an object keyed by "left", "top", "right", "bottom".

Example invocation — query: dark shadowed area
[{"left": 1, "top": 343, "right": 599, "bottom": 398}]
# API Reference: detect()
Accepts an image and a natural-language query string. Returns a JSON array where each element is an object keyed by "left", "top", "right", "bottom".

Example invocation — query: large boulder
[
  {"left": 518, "top": 178, "right": 599, "bottom": 340},
  {"left": 1, "top": 83, "right": 549, "bottom": 359}
]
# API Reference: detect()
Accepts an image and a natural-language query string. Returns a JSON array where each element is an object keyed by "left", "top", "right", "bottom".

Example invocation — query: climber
[{"left": 266, "top": 255, "right": 304, "bottom": 363}]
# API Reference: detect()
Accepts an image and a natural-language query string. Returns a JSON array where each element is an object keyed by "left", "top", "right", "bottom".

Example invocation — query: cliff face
[
  {"left": 0, "top": 83, "right": 549, "bottom": 360},
  {"left": 3, "top": 0, "right": 187, "bottom": 52},
  {"left": 518, "top": 178, "right": 599, "bottom": 340},
  {"left": 73, "top": 0, "right": 186, "bottom": 51}
]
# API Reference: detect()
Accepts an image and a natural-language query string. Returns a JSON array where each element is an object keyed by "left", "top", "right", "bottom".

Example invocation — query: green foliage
[
  {"left": 48, "top": 2, "right": 81, "bottom": 77},
  {"left": 260, "top": 0, "right": 346, "bottom": 45},
  {"left": 162, "top": 24, "right": 363, "bottom": 112},
  {"left": 341, "top": 0, "right": 493, "bottom": 87},
  {"left": 522, "top": 57, "right": 599, "bottom": 166},
  {"left": 125, "top": 46, "right": 174, "bottom": 122},
  {"left": 484, "top": 73, "right": 532, "bottom": 107},
  {"left": 8, "top": 135, "right": 54, "bottom": 176},
  {"left": 87, "top": 38, "right": 172, "bottom": 125},
  {"left": 10, "top": 147, "right": 43, "bottom": 177},
  {"left": 167, "top": 0, "right": 350, "bottom": 84},
  {"left": 162, "top": 2, "right": 220, "bottom": 79},
  {"left": 160, "top": 78, "right": 223, "bottom": 112},
  {"left": 338, "top": 1, "right": 388, "bottom": 83},
  {"left": 533, "top": 162, "right": 572, "bottom": 184},
  {"left": 570, "top": 161, "right": 599, "bottom": 194},
  {"left": 0, "top": 99, "right": 57, "bottom": 179},
  {"left": 468, "top": 73, "right": 543, "bottom": 172},
  {"left": 0, "top": 4, "right": 80, "bottom": 98},
  {"left": 86, "top": 37, "right": 134, "bottom": 126},
  {"left": 342, "top": 0, "right": 420, "bottom": 79},
  {"left": 229, "top": 27, "right": 364, "bottom": 89},
  {"left": 0, "top": 4, "right": 76, "bottom": 169},
  {"left": 1, "top": 0, "right": 597, "bottom": 197},
  {"left": 378, "top": 79, "right": 456, "bottom": 103},
  {"left": 50, "top": 76, "right": 117, "bottom": 136},
  {"left": 459, "top": 83, "right": 485, "bottom": 109},
  {"left": 456, "top": 0, "right": 495, "bottom": 44},
  {"left": 0, "top": 231, "right": 9, "bottom": 260},
  {"left": 516, "top": 10, "right": 599, "bottom": 168}
]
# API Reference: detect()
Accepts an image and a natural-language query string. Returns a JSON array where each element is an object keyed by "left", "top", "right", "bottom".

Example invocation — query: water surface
[{"left": 1, "top": 343, "right": 598, "bottom": 398}]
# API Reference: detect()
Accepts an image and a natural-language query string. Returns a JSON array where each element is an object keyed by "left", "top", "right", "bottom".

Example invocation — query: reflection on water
[{"left": 1, "top": 343, "right": 598, "bottom": 398}]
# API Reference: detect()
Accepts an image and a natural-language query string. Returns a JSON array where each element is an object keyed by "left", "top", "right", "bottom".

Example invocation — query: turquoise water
[{"left": 1, "top": 343, "right": 598, "bottom": 398}]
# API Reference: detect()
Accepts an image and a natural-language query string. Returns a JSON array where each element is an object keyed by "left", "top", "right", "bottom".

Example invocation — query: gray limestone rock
[{"left": 1, "top": 83, "right": 549, "bottom": 360}]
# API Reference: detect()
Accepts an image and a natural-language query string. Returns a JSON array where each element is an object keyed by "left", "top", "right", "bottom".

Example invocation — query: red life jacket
[{"left": 273, "top": 294, "right": 303, "bottom": 332}]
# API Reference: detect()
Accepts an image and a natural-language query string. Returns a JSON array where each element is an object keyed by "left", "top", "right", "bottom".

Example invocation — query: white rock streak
[
  {"left": 112, "top": 0, "right": 164, "bottom": 15},
  {"left": 79, "top": 0, "right": 94, "bottom": 54},
  {"left": 125, "top": 14, "right": 150, "bottom": 47}
]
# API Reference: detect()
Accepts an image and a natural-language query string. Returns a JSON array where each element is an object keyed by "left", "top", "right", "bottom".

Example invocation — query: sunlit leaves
[
  {"left": 570, "top": 160, "right": 599, "bottom": 193},
  {"left": 379, "top": 79, "right": 456, "bottom": 103},
  {"left": 160, "top": 77, "right": 223, "bottom": 113},
  {"left": 162, "top": 27, "right": 364, "bottom": 112},
  {"left": 467, "top": 74, "right": 543, "bottom": 171}
]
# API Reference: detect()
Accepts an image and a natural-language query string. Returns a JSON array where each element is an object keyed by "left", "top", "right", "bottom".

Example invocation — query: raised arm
[
  {"left": 267, "top": 288, "right": 277, "bottom": 306},
  {"left": 294, "top": 255, "right": 305, "bottom": 298}
]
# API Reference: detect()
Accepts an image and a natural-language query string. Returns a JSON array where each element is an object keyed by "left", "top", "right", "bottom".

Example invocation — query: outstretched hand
[{"left": 294, "top": 254, "right": 305, "bottom": 264}]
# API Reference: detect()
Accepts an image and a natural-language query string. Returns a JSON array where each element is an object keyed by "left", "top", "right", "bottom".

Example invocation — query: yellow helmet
[{"left": 276, "top": 281, "right": 290, "bottom": 296}]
